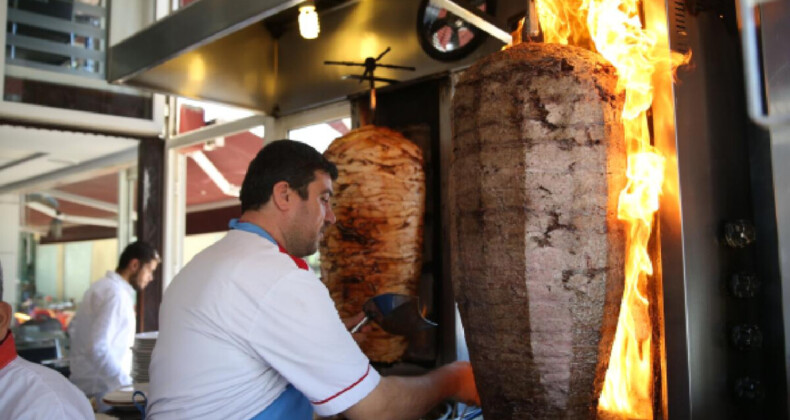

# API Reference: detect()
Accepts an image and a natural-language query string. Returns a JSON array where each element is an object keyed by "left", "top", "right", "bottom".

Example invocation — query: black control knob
[
  {"left": 734, "top": 377, "right": 765, "bottom": 403},
  {"left": 731, "top": 324, "right": 763, "bottom": 351},
  {"left": 724, "top": 220, "right": 757, "bottom": 248},
  {"left": 729, "top": 271, "right": 761, "bottom": 298}
]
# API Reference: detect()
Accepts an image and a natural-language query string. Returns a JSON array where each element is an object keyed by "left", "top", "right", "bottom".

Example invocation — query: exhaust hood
[
  {"left": 108, "top": 0, "right": 297, "bottom": 113},
  {"left": 107, "top": 0, "right": 521, "bottom": 116}
]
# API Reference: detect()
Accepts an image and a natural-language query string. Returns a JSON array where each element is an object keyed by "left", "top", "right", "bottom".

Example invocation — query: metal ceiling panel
[
  {"left": 108, "top": 0, "right": 526, "bottom": 115},
  {"left": 108, "top": 0, "right": 299, "bottom": 111},
  {"left": 109, "top": 0, "right": 298, "bottom": 82},
  {"left": 272, "top": 0, "right": 510, "bottom": 115}
]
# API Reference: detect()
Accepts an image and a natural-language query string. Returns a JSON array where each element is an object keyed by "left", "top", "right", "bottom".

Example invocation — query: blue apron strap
[
  {"left": 229, "top": 218, "right": 310, "bottom": 271},
  {"left": 249, "top": 385, "right": 313, "bottom": 420},
  {"left": 229, "top": 218, "right": 278, "bottom": 246}
]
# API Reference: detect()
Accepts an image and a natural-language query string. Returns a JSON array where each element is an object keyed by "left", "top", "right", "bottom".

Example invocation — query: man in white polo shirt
[
  {"left": 69, "top": 241, "right": 159, "bottom": 411},
  {"left": 0, "top": 262, "right": 94, "bottom": 419},
  {"left": 148, "top": 140, "right": 479, "bottom": 419}
]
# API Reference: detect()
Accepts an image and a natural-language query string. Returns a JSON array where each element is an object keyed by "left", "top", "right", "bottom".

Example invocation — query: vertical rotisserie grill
[
  {"left": 450, "top": 42, "right": 627, "bottom": 418},
  {"left": 321, "top": 125, "right": 426, "bottom": 363}
]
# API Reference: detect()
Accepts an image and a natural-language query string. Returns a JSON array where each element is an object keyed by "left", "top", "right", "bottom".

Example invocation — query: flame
[
  {"left": 529, "top": 0, "right": 690, "bottom": 417},
  {"left": 535, "top": 0, "right": 594, "bottom": 50}
]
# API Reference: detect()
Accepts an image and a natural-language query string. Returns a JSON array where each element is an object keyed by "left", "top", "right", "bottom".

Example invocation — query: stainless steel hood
[
  {"left": 108, "top": 0, "right": 524, "bottom": 116},
  {"left": 108, "top": 0, "right": 296, "bottom": 112}
]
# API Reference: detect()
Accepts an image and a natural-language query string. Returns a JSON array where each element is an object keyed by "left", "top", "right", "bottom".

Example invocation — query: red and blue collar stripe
[{"left": 229, "top": 219, "right": 310, "bottom": 271}]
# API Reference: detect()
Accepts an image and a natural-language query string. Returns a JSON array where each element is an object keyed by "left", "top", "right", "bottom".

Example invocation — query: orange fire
[
  {"left": 527, "top": 0, "right": 690, "bottom": 417},
  {"left": 535, "top": 0, "right": 594, "bottom": 50}
]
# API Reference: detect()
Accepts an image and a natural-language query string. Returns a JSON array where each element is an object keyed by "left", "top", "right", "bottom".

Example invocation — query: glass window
[
  {"left": 165, "top": 97, "right": 266, "bottom": 284},
  {"left": 177, "top": 97, "right": 259, "bottom": 128},
  {"left": 288, "top": 117, "right": 351, "bottom": 153},
  {"left": 3, "top": 0, "right": 157, "bottom": 119}
]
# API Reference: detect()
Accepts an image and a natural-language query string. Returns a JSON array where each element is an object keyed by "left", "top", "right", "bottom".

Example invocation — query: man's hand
[
  {"left": 344, "top": 360, "right": 481, "bottom": 420},
  {"left": 444, "top": 361, "right": 480, "bottom": 406},
  {"left": 341, "top": 312, "right": 372, "bottom": 344}
]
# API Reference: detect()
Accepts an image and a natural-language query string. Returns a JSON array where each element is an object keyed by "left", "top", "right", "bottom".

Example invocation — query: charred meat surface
[{"left": 450, "top": 43, "right": 626, "bottom": 419}]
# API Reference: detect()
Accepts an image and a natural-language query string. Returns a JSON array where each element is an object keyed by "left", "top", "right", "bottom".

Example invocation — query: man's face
[
  {"left": 130, "top": 260, "right": 159, "bottom": 290},
  {"left": 285, "top": 171, "right": 336, "bottom": 258}
]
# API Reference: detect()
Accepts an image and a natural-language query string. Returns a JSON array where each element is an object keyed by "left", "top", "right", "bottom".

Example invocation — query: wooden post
[{"left": 136, "top": 137, "right": 165, "bottom": 332}]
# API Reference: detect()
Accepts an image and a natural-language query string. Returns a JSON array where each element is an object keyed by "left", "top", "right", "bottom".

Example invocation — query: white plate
[{"left": 101, "top": 383, "right": 149, "bottom": 405}]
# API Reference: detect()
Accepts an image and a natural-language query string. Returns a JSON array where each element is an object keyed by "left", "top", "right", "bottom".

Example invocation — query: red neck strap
[
  {"left": 278, "top": 244, "right": 310, "bottom": 271},
  {"left": 0, "top": 331, "right": 18, "bottom": 370}
]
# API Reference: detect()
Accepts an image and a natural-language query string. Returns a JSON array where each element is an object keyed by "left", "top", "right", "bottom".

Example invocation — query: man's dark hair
[
  {"left": 117, "top": 241, "right": 160, "bottom": 271},
  {"left": 240, "top": 139, "right": 338, "bottom": 212}
]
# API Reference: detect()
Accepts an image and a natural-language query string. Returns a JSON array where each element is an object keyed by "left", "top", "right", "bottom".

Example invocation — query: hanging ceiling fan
[{"left": 324, "top": 47, "right": 416, "bottom": 112}]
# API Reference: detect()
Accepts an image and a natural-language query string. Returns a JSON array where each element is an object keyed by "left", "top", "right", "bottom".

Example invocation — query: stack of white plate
[{"left": 131, "top": 331, "right": 157, "bottom": 384}]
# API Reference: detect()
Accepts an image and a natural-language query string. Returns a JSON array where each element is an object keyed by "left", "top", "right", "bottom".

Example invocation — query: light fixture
[
  {"left": 298, "top": 2, "right": 320, "bottom": 40},
  {"left": 49, "top": 213, "right": 63, "bottom": 239}
]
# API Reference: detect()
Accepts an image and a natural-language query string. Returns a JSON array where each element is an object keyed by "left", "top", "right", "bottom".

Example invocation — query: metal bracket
[
  {"left": 739, "top": 0, "right": 790, "bottom": 127},
  {"left": 429, "top": 0, "right": 513, "bottom": 44}
]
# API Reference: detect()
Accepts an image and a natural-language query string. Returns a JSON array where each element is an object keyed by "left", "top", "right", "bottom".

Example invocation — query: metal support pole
[
  {"left": 117, "top": 166, "right": 137, "bottom": 253},
  {"left": 117, "top": 168, "right": 130, "bottom": 252},
  {"left": 523, "top": 0, "right": 540, "bottom": 40},
  {"left": 162, "top": 95, "right": 186, "bottom": 290},
  {"left": 162, "top": 150, "right": 186, "bottom": 289}
]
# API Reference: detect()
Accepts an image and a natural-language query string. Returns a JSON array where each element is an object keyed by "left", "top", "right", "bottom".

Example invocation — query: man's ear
[
  {"left": 0, "top": 302, "right": 12, "bottom": 335},
  {"left": 271, "top": 181, "right": 292, "bottom": 211},
  {"left": 128, "top": 258, "right": 141, "bottom": 273}
]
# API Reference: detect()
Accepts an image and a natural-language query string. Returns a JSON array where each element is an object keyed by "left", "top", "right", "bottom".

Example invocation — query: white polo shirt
[
  {"left": 147, "top": 229, "right": 380, "bottom": 419},
  {"left": 0, "top": 332, "right": 94, "bottom": 420},
  {"left": 69, "top": 271, "right": 136, "bottom": 398}
]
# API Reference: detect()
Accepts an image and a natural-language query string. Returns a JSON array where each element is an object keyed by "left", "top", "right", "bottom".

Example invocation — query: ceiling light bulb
[{"left": 299, "top": 5, "right": 320, "bottom": 40}]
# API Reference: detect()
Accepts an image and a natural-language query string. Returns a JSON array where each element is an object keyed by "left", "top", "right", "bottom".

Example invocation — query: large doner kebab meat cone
[
  {"left": 450, "top": 43, "right": 627, "bottom": 418},
  {"left": 320, "top": 125, "right": 426, "bottom": 363}
]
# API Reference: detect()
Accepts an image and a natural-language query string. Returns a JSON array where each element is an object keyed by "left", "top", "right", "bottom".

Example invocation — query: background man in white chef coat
[
  {"left": 69, "top": 241, "right": 159, "bottom": 410},
  {"left": 0, "top": 261, "right": 94, "bottom": 419},
  {"left": 147, "top": 140, "right": 479, "bottom": 420}
]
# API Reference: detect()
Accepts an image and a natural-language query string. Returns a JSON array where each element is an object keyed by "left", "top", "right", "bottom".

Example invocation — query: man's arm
[
  {"left": 344, "top": 361, "right": 480, "bottom": 420},
  {"left": 246, "top": 270, "right": 477, "bottom": 417}
]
